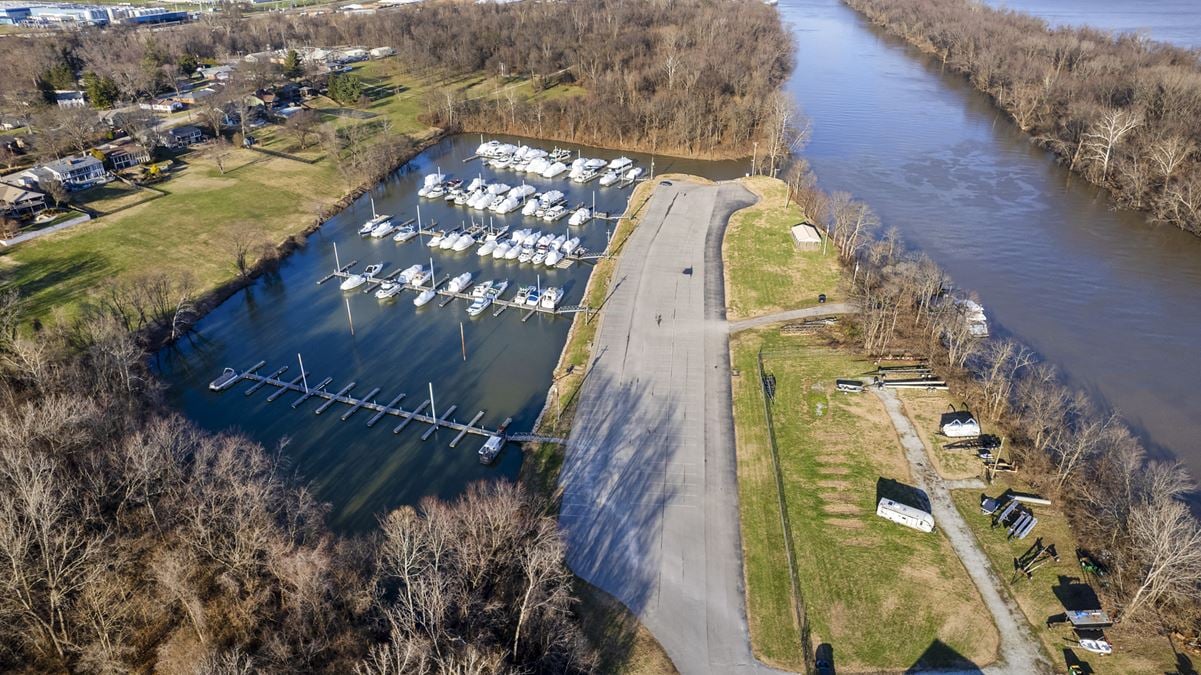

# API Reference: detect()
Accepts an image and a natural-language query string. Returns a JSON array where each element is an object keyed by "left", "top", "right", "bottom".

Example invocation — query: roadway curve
[{"left": 558, "top": 180, "right": 785, "bottom": 673}]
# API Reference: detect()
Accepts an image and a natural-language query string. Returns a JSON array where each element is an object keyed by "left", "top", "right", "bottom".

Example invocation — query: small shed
[
  {"left": 940, "top": 410, "right": 980, "bottom": 438},
  {"left": 790, "top": 221, "right": 821, "bottom": 250}
]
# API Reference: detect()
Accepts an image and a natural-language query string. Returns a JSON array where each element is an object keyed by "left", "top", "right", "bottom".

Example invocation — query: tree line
[
  {"left": 0, "top": 294, "right": 595, "bottom": 673},
  {"left": 0, "top": 0, "right": 793, "bottom": 160},
  {"left": 787, "top": 158, "right": 1201, "bottom": 637},
  {"left": 844, "top": 0, "right": 1201, "bottom": 238}
]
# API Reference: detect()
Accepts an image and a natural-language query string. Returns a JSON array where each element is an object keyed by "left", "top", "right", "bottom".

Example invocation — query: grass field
[
  {"left": 897, "top": 390, "right": 990, "bottom": 481},
  {"left": 722, "top": 176, "right": 843, "bottom": 321},
  {"left": 730, "top": 329, "right": 998, "bottom": 671},
  {"left": 1, "top": 148, "right": 344, "bottom": 320},
  {"left": 950, "top": 482, "right": 1179, "bottom": 674}
]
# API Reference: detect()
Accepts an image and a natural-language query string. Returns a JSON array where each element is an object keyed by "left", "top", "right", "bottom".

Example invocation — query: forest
[
  {"left": 844, "top": 0, "right": 1201, "bottom": 238},
  {"left": 0, "top": 296, "right": 594, "bottom": 671},
  {"left": 787, "top": 161, "right": 1201, "bottom": 643},
  {"left": 0, "top": 0, "right": 794, "bottom": 160}
]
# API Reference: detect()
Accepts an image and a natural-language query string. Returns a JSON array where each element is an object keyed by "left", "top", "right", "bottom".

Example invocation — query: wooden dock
[{"left": 211, "top": 362, "right": 552, "bottom": 450}]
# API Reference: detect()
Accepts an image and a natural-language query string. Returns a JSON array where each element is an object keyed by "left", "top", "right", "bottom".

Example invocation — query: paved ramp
[{"left": 559, "top": 181, "right": 781, "bottom": 673}]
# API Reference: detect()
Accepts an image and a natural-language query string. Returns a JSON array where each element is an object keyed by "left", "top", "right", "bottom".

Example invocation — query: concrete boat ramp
[{"left": 557, "top": 179, "right": 786, "bottom": 673}]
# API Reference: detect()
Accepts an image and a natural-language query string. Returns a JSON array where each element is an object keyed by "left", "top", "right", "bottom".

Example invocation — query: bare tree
[{"left": 1122, "top": 498, "right": 1201, "bottom": 620}]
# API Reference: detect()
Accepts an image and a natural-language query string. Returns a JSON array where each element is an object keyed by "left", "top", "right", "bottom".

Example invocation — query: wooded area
[
  {"left": 845, "top": 0, "right": 1201, "bottom": 238},
  {"left": 787, "top": 161, "right": 1201, "bottom": 637},
  {"left": 0, "top": 0, "right": 793, "bottom": 159},
  {"left": 0, "top": 295, "right": 594, "bottom": 673}
]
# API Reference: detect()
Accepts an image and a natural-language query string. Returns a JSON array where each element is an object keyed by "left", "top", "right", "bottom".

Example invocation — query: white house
[
  {"left": 876, "top": 498, "right": 934, "bottom": 533},
  {"left": 38, "top": 155, "right": 107, "bottom": 190}
]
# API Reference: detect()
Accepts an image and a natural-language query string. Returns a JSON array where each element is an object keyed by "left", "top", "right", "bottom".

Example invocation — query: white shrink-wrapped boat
[
  {"left": 568, "top": 207, "right": 591, "bottom": 226},
  {"left": 541, "top": 161, "right": 568, "bottom": 178},
  {"left": 599, "top": 170, "right": 619, "bottom": 187},
  {"left": 607, "top": 156, "right": 633, "bottom": 171},
  {"left": 567, "top": 158, "right": 587, "bottom": 180}
]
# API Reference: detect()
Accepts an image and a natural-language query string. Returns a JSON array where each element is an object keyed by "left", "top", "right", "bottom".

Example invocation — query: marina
[{"left": 158, "top": 133, "right": 735, "bottom": 530}]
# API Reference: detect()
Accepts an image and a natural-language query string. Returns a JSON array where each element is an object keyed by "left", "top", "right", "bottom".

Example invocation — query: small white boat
[
  {"left": 413, "top": 289, "right": 436, "bottom": 306},
  {"left": 374, "top": 280, "right": 403, "bottom": 299},
  {"left": 567, "top": 158, "right": 587, "bottom": 180},
  {"left": 607, "top": 156, "right": 633, "bottom": 171},
  {"left": 428, "top": 230, "right": 448, "bottom": 247},
  {"left": 550, "top": 147, "right": 571, "bottom": 161},
  {"left": 466, "top": 177, "right": 486, "bottom": 192},
  {"left": 624, "top": 167, "right": 644, "bottom": 181},
  {"left": 543, "top": 205, "right": 568, "bottom": 221},
  {"left": 583, "top": 158, "right": 607, "bottom": 171},
  {"left": 518, "top": 247, "right": 534, "bottom": 263},
  {"left": 471, "top": 280, "right": 494, "bottom": 298},
  {"left": 514, "top": 285, "right": 533, "bottom": 304},
  {"left": 479, "top": 435, "right": 504, "bottom": 464},
  {"left": 511, "top": 184, "right": 536, "bottom": 200},
  {"left": 544, "top": 248, "right": 563, "bottom": 267},
  {"left": 540, "top": 287, "right": 561, "bottom": 309},
  {"left": 209, "top": 368, "right": 238, "bottom": 391},
  {"left": 569, "top": 207, "right": 591, "bottom": 226},
  {"left": 492, "top": 242, "right": 512, "bottom": 259},
  {"left": 409, "top": 268, "right": 431, "bottom": 287},
  {"left": 525, "top": 287, "right": 541, "bottom": 306},
  {"left": 561, "top": 237, "right": 580, "bottom": 254},
  {"left": 452, "top": 234, "right": 476, "bottom": 252},
  {"left": 524, "top": 230, "right": 542, "bottom": 246},
  {"left": 466, "top": 295, "right": 492, "bottom": 316},
  {"left": 541, "top": 161, "right": 568, "bottom": 178},
  {"left": 485, "top": 226, "right": 509, "bottom": 242},
  {"left": 1078, "top": 639, "right": 1113, "bottom": 656},
  {"left": 476, "top": 140, "right": 500, "bottom": 156},
  {"left": 532, "top": 251, "right": 547, "bottom": 266},
  {"left": 573, "top": 168, "right": 599, "bottom": 183},
  {"left": 370, "top": 216, "right": 396, "bottom": 238},
  {"left": 536, "top": 232, "right": 553, "bottom": 247},
  {"left": 359, "top": 197, "right": 390, "bottom": 236},
  {"left": 340, "top": 263, "right": 382, "bottom": 291},
  {"left": 393, "top": 224, "right": 417, "bottom": 242},
  {"left": 478, "top": 240, "right": 497, "bottom": 256},
  {"left": 540, "top": 190, "right": 565, "bottom": 208},
  {"left": 599, "top": 170, "right": 619, "bottom": 187},
  {"left": 522, "top": 198, "right": 541, "bottom": 216},
  {"left": 527, "top": 157, "right": 551, "bottom": 175},
  {"left": 424, "top": 184, "right": 446, "bottom": 199},
  {"left": 504, "top": 245, "right": 521, "bottom": 260},
  {"left": 447, "top": 272, "right": 473, "bottom": 293},
  {"left": 396, "top": 264, "right": 423, "bottom": 284},
  {"left": 439, "top": 232, "right": 461, "bottom": 250}
]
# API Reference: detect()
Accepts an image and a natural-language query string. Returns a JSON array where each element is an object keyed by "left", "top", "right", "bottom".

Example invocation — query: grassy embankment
[
  {"left": 723, "top": 175, "right": 843, "bottom": 321},
  {"left": 725, "top": 183, "right": 997, "bottom": 669},
  {"left": 0, "top": 59, "right": 583, "bottom": 324}
]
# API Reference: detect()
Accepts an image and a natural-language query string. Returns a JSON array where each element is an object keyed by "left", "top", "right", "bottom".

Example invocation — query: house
[
  {"left": 54, "top": 90, "right": 87, "bottom": 109},
  {"left": 0, "top": 182, "right": 46, "bottom": 219},
  {"left": 43, "top": 155, "right": 107, "bottom": 190},
  {"left": 166, "top": 125, "right": 204, "bottom": 149},
  {"left": 100, "top": 140, "right": 151, "bottom": 170},
  {"left": 139, "top": 99, "right": 184, "bottom": 113},
  {"left": 177, "top": 87, "right": 220, "bottom": 105},
  {"left": 197, "top": 65, "right": 235, "bottom": 81},
  {"left": 370, "top": 46, "right": 395, "bottom": 59}
]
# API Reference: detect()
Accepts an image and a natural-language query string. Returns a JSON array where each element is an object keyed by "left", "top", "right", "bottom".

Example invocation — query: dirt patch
[
  {"left": 816, "top": 479, "right": 851, "bottom": 490},
  {"left": 821, "top": 503, "right": 861, "bottom": 515},
  {"left": 816, "top": 465, "right": 851, "bottom": 475},
  {"left": 825, "top": 518, "right": 865, "bottom": 529}
]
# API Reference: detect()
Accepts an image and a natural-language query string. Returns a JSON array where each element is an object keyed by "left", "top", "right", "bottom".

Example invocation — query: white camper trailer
[{"left": 876, "top": 498, "right": 935, "bottom": 533}]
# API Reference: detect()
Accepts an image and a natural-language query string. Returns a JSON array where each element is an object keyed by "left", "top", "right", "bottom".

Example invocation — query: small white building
[
  {"left": 876, "top": 498, "right": 934, "bottom": 533},
  {"left": 370, "top": 46, "right": 395, "bottom": 58},
  {"left": 790, "top": 222, "right": 821, "bottom": 250}
]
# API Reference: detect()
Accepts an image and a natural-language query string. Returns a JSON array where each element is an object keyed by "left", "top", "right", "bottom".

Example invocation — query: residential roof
[
  {"left": 0, "top": 181, "right": 43, "bottom": 204},
  {"left": 44, "top": 155, "right": 102, "bottom": 174},
  {"left": 168, "top": 124, "right": 202, "bottom": 137}
]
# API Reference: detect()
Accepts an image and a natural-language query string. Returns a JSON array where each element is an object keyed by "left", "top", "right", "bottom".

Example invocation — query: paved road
[
  {"left": 727, "top": 303, "right": 857, "bottom": 333},
  {"left": 559, "top": 180, "right": 783, "bottom": 673},
  {"left": 874, "top": 388, "right": 1051, "bottom": 675}
]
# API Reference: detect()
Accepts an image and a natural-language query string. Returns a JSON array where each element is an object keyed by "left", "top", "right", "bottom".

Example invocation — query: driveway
[
  {"left": 873, "top": 388, "right": 1052, "bottom": 675},
  {"left": 558, "top": 180, "right": 783, "bottom": 673}
]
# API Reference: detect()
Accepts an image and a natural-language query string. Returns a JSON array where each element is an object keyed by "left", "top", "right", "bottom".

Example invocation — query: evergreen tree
[
  {"left": 328, "top": 73, "right": 363, "bottom": 105},
  {"left": 82, "top": 72, "right": 120, "bottom": 109},
  {"left": 282, "top": 49, "right": 303, "bottom": 79}
]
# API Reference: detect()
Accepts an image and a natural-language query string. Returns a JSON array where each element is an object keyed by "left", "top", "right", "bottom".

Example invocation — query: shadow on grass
[
  {"left": 910, "top": 639, "right": 981, "bottom": 672},
  {"left": 0, "top": 248, "right": 110, "bottom": 318}
]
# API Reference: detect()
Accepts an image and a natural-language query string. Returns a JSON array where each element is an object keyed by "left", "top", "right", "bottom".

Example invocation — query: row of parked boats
[
  {"left": 338, "top": 262, "right": 563, "bottom": 314},
  {"left": 475, "top": 140, "right": 645, "bottom": 186},
  {"left": 416, "top": 172, "right": 597, "bottom": 225}
]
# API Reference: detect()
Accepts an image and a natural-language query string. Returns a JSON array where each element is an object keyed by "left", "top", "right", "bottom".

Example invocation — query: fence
[{"left": 757, "top": 348, "right": 815, "bottom": 673}]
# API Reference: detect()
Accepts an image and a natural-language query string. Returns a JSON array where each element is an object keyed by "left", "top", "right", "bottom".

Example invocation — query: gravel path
[
  {"left": 873, "top": 388, "right": 1052, "bottom": 675},
  {"left": 727, "top": 303, "right": 857, "bottom": 333}
]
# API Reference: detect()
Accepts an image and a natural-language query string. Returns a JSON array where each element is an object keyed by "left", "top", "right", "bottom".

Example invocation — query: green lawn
[
  {"left": 723, "top": 176, "right": 844, "bottom": 321},
  {"left": 1, "top": 148, "right": 344, "bottom": 320},
  {"left": 730, "top": 329, "right": 998, "bottom": 671}
]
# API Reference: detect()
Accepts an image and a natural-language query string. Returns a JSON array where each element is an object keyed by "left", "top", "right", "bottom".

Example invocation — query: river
[
  {"left": 983, "top": 0, "right": 1201, "bottom": 49},
  {"left": 782, "top": 0, "right": 1201, "bottom": 476},
  {"left": 158, "top": 134, "right": 737, "bottom": 531}
]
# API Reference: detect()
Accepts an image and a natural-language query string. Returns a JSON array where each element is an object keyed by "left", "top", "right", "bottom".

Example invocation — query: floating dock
[{"left": 207, "top": 362, "right": 568, "bottom": 452}]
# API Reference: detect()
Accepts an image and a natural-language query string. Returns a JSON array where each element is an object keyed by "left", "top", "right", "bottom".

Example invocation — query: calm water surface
[
  {"left": 158, "top": 134, "right": 738, "bottom": 530},
  {"left": 983, "top": 0, "right": 1201, "bottom": 49},
  {"left": 783, "top": 0, "right": 1201, "bottom": 475}
]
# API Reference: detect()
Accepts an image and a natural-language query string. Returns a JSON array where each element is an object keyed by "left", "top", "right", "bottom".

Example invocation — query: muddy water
[{"left": 782, "top": 0, "right": 1201, "bottom": 475}]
